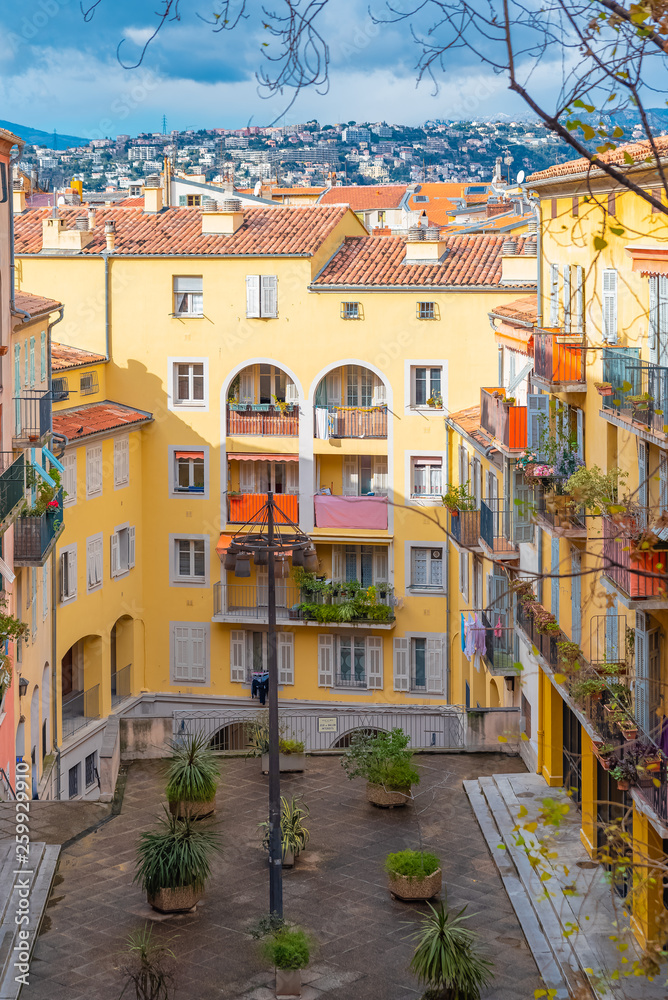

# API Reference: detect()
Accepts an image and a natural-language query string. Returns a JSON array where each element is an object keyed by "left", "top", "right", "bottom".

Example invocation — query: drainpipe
[
  {"left": 51, "top": 546, "right": 60, "bottom": 799},
  {"left": 103, "top": 250, "right": 111, "bottom": 361},
  {"left": 444, "top": 417, "right": 450, "bottom": 702},
  {"left": 533, "top": 198, "right": 542, "bottom": 327}
]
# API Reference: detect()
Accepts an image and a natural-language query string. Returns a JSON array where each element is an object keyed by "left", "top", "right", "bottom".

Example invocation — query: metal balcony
[
  {"left": 450, "top": 509, "right": 481, "bottom": 549},
  {"left": 13, "top": 390, "right": 51, "bottom": 446},
  {"left": 228, "top": 493, "right": 298, "bottom": 525},
  {"left": 532, "top": 331, "right": 585, "bottom": 390},
  {"left": 480, "top": 498, "right": 522, "bottom": 557},
  {"left": 600, "top": 349, "right": 668, "bottom": 438},
  {"left": 13, "top": 490, "right": 64, "bottom": 567},
  {"left": 62, "top": 683, "right": 100, "bottom": 739},
  {"left": 602, "top": 512, "right": 668, "bottom": 600},
  {"left": 0, "top": 453, "right": 25, "bottom": 528}
]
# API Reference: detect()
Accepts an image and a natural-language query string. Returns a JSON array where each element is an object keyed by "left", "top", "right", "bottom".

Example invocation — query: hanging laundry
[
  {"left": 464, "top": 614, "right": 476, "bottom": 660},
  {"left": 461, "top": 613, "right": 466, "bottom": 651},
  {"left": 494, "top": 616, "right": 503, "bottom": 639},
  {"left": 251, "top": 672, "right": 270, "bottom": 705},
  {"left": 473, "top": 614, "right": 487, "bottom": 656}
]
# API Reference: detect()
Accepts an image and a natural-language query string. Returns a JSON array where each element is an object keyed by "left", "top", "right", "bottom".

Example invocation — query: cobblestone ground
[{"left": 22, "top": 753, "right": 542, "bottom": 1000}]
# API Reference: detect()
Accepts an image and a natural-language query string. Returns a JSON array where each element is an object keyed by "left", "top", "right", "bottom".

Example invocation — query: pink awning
[
  {"left": 314, "top": 494, "right": 388, "bottom": 530},
  {"left": 232, "top": 453, "right": 299, "bottom": 461},
  {"left": 175, "top": 450, "right": 204, "bottom": 460}
]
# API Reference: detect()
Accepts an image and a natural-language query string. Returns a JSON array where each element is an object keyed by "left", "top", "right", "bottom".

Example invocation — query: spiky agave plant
[
  {"left": 165, "top": 732, "right": 219, "bottom": 805},
  {"left": 133, "top": 810, "right": 220, "bottom": 896},
  {"left": 119, "top": 923, "right": 176, "bottom": 1000},
  {"left": 408, "top": 902, "right": 493, "bottom": 1000}
]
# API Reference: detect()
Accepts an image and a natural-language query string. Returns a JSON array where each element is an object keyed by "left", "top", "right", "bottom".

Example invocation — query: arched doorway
[
  {"left": 111, "top": 616, "right": 133, "bottom": 706},
  {"left": 331, "top": 726, "right": 388, "bottom": 749},
  {"left": 41, "top": 663, "right": 50, "bottom": 762},
  {"left": 61, "top": 636, "right": 102, "bottom": 737}
]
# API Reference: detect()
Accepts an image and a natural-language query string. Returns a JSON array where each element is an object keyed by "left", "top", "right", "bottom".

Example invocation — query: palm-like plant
[
  {"left": 165, "top": 733, "right": 219, "bottom": 805},
  {"left": 134, "top": 811, "right": 220, "bottom": 896},
  {"left": 260, "top": 796, "right": 310, "bottom": 859},
  {"left": 408, "top": 903, "right": 493, "bottom": 1000},
  {"left": 119, "top": 924, "right": 175, "bottom": 1000}
]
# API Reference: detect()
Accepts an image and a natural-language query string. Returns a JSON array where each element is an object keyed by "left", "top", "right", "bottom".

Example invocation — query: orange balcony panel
[
  {"left": 507, "top": 405, "right": 527, "bottom": 450},
  {"left": 228, "top": 493, "right": 298, "bottom": 525}
]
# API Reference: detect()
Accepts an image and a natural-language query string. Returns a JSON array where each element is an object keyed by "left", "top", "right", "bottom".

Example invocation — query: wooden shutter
[
  {"left": 574, "top": 266, "right": 584, "bottom": 332},
  {"left": 549, "top": 263, "right": 559, "bottom": 326},
  {"left": 332, "top": 545, "right": 344, "bottom": 583},
  {"left": 87, "top": 445, "right": 102, "bottom": 496},
  {"left": 87, "top": 538, "right": 98, "bottom": 589},
  {"left": 661, "top": 452, "right": 668, "bottom": 510},
  {"left": 392, "top": 637, "right": 409, "bottom": 691},
  {"left": 459, "top": 551, "right": 469, "bottom": 600},
  {"left": 659, "top": 275, "right": 668, "bottom": 367},
  {"left": 425, "top": 637, "right": 444, "bottom": 694},
  {"left": 527, "top": 394, "right": 550, "bottom": 457},
  {"left": 373, "top": 547, "right": 388, "bottom": 582},
  {"left": 128, "top": 526, "right": 136, "bottom": 569},
  {"left": 372, "top": 456, "right": 388, "bottom": 495},
  {"left": 372, "top": 377, "right": 386, "bottom": 405},
  {"left": 472, "top": 457, "right": 481, "bottom": 505},
  {"left": 286, "top": 462, "right": 299, "bottom": 495},
  {"left": 602, "top": 269, "right": 618, "bottom": 343},
  {"left": 317, "top": 634, "right": 334, "bottom": 687},
  {"left": 278, "top": 632, "right": 294, "bottom": 685},
  {"left": 649, "top": 275, "right": 658, "bottom": 364},
  {"left": 114, "top": 438, "right": 129, "bottom": 485},
  {"left": 40, "top": 331, "right": 46, "bottom": 382},
  {"left": 245, "top": 275, "right": 260, "bottom": 318},
  {"left": 173, "top": 626, "right": 191, "bottom": 682},
  {"left": 342, "top": 456, "right": 358, "bottom": 496},
  {"left": 366, "top": 636, "right": 383, "bottom": 689},
  {"left": 239, "top": 370, "right": 254, "bottom": 403},
  {"left": 326, "top": 370, "right": 341, "bottom": 404},
  {"left": 635, "top": 612, "right": 649, "bottom": 732},
  {"left": 571, "top": 549, "right": 581, "bottom": 645},
  {"left": 59, "top": 552, "right": 68, "bottom": 600},
  {"left": 562, "top": 265, "right": 571, "bottom": 332},
  {"left": 110, "top": 533, "right": 119, "bottom": 578},
  {"left": 458, "top": 445, "right": 468, "bottom": 488},
  {"left": 260, "top": 275, "right": 278, "bottom": 318},
  {"left": 239, "top": 462, "right": 256, "bottom": 494},
  {"left": 230, "top": 630, "right": 246, "bottom": 682},
  {"left": 29, "top": 337, "right": 35, "bottom": 387},
  {"left": 63, "top": 453, "right": 76, "bottom": 504},
  {"left": 285, "top": 380, "right": 298, "bottom": 403},
  {"left": 190, "top": 627, "right": 206, "bottom": 681}
]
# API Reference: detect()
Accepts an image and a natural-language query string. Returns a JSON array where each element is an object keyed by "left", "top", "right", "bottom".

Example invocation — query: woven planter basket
[
  {"left": 168, "top": 798, "right": 216, "bottom": 821},
  {"left": 388, "top": 868, "right": 442, "bottom": 901},
  {"left": 366, "top": 782, "right": 410, "bottom": 808},
  {"left": 147, "top": 884, "right": 201, "bottom": 913}
]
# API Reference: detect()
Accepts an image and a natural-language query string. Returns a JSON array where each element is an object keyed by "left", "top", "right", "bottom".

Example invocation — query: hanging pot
[
  {"left": 254, "top": 548, "right": 268, "bottom": 566},
  {"left": 291, "top": 546, "right": 305, "bottom": 567},
  {"left": 303, "top": 546, "right": 319, "bottom": 572},
  {"left": 274, "top": 556, "right": 289, "bottom": 578},
  {"left": 234, "top": 553, "right": 251, "bottom": 578},
  {"left": 224, "top": 551, "right": 237, "bottom": 571}
]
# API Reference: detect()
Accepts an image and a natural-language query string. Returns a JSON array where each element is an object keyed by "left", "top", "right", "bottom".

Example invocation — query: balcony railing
[
  {"left": 62, "top": 684, "right": 100, "bottom": 739},
  {"left": 228, "top": 493, "right": 298, "bottom": 525},
  {"left": 532, "top": 331, "right": 585, "bottom": 386},
  {"left": 213, "top": 581, "right": 394, "bottom": 623},
  {"left": 602, "top": 514, "right": 668, "bottom": 599},
  {"left": 314, "top": 494, "right": 388, "bottom": 530},
  {"left": 480, "top": 498, "right": 519, "bottom": 556},
  {"left": 535, "top": 486, "right": 586, "bottom": 536},
  {"left": 13, "top": 390, "right": 51, "bottom": 445},
  {"left": 227, "top": 403, "right": 298, "bottom": 436},
  {"left": 600, "top": 349, "right": 668, "bottom": 436},
  {"left": 13, "top": 490, "right": 64, "bottom": 566},
  {"left": 0, "top": 453, "right": 25, "bottom": 526},
  {"left": 335, "top": 672, "right": 367, "bottom": 688},
  {"left": 466, "top": 609, "right": 518, "bottom": 675},
  {"left": 111, "top": 664, "right": 132, "bottom": 707},
  {"left": 314, "top": 405, "right": 387, "bottom": 439},
  {"left": 450, "top": 509, "right": 481, "bottom": 548},
  {"left": 480, "top": 388, "right": 527, "bottom": 450}
]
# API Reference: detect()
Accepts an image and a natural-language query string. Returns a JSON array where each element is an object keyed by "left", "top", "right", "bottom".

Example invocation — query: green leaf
[
  {"left": 594, "top": 236, "right": 608, "bottom": 250},
  {"left": 581, "top": 124, "right": 596, "bottom": 140},
  {"left": 621, "top": 380, "right": 632, "bottom": 391},
  {"left": 574, "top": 99, "right": 596, "bottom": 113},
  {"left": 609, "top": 226, "right": 625, "bottom": 235},
  {"left": 612, "top": 126, "right": 624, "bottom": 138}
]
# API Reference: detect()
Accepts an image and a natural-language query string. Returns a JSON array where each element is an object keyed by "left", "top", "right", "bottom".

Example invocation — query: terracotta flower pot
[
  {"left": 168, "top": 798, "right": 215, "bottom": 821},
  {"left": 366, "top": 782, "right": 410, "bottom": 808},
  {"left": 388, "top": 868, "right": 442, "bottom": 901},
  {"left": 617, "top": 779, "right": 630, "bottom": 792},
  {"left": 147, "top": 884, "right": 201, "bottom": 913},
  {"left": 275, "top": 968, "right": 301, "bottom": 998}
]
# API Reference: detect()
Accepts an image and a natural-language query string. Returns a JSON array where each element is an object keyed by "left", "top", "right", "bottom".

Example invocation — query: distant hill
[{"left": 0, "top": 120, "right": 89, "bottom": 149}]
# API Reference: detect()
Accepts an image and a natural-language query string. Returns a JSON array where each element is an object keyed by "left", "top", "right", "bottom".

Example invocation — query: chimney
[
  {"left": 42, "top": 216, "right": 94, "bottom": 252},
  {"left": 143, "top": 177, "right": 163, "bottom": 214},
  {"left": 105, "top": 219, "right": 116, "bottom": 253},
  {"left": 201, "top": 198, "right": 244, "bottom": 235},
  {"left": 403, "top": 227, "right": 447, "bottom": 264},
  {"left": 501, "top": 239, "right": 537, "bottom": 284},
  {"left": 12, "top": 184, "right": 26, "bottom": 214},
  {"left": 88, "top": 207, "right": 96, "bottom": 230}
]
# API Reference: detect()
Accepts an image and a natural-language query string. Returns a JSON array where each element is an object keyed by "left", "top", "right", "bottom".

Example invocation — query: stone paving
[{"left": 21, "top": 753, "right": 543, "bottom": 1000}]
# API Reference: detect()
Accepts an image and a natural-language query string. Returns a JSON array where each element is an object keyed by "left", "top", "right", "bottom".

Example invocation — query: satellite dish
[{"left": 516, "top": 170, "right": 525, "bottom": 184}]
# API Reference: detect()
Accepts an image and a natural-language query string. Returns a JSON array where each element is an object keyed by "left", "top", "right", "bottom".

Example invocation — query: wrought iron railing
[
  {"left": 213, "top": 581, "right": 394, "bottom": 622},
  {"left": 62, "top": 684, "right": 100, "bottom": 739},
  {"left": 602, "top": 513, "right": 668, "bottom": 599},
  {"left": 0, "top": 453, "right": 25, "bottom": 525},
  {"left": 13, "top": 490, "right": 63, "bottom": 565},
  {"left": 13, "top": 390, "right": 51, "bottom": 444},
  {"left": 480, "top": 498, "right": 519, "bottom": 555},
  {"left": 335, "top": 672, "right": 367, "bottom": 688},
  {"left": 535, "top": 486, "right": 586, "bottom": 534},
  {"left": 532, "top": 331, "right": 585, "bottom": 385},
  {"left": 313, "top": 405, "right": 388, "bottom": 439},
  {"left": 111, "top": 664, "right": 132, "bottom": 707},
  {"left": 227, "top": 403, "right": 298, "bottom": 436},
  {"left": 601, "top": 349, "right": 668, "bottom": 436},
  {"left": 450, "top": 509, "right": 481, "bottom": 547}
]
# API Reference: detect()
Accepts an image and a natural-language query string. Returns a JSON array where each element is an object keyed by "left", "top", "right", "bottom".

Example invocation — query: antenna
[
  {"left": 162, "top": 115, "right": 167, "bottom": 135},
  {"left": 53, "top": 129, "right": 57, "bottom": 152}
]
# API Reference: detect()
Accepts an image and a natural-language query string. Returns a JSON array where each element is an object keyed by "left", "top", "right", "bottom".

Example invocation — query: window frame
[
  {"left": 86, "top": 532, "right": 103, "bottom": 594},
  {"left": 170, "top": 621, "right": 210, "bottom": 685},
  {"left": 404, "top": 360, "right": 447, "bottom": 414},
  {"left": 114, "top": 436, "right": 130, "bottom": 489},
  {"left": 110, "top": 522, "right": 135, "bottom": 580},
  {"left": 169, "top": 534, "right": 210, "bottom": 586},
  {"left": 416, "top": 301, "right": 438, "bottom": 320},
  {"left": 62, "top": 452, "right": 77, "bottom": 507},
  {"left": 408, "top": 545, "right": 444, "bottom": 592},
  {"left": 59, "top": 543, "right": 77, "bottom": 604},
  {"left": 340, "top": 301, "right": 362, "bottom": 320},
  {"left": 169, "top": 446, "right": 209, "bottom": 499},
  {"left": 85, "top": 444, "right": 103, "bottom": 499},
  {"left": 168, "top": 357, "right": 209, "bottom": 412},
  {"left": 68, "top": 762, "right": 80, "bottom": 799},
  {"left": 172, "top": 275, "right": 204, "bottom": 318},
  {"left": 85, "top": 751, "right": 97, "bottom": 789},
  {"left": 409, "top": 456, "right": 444, "bottom": 500}
]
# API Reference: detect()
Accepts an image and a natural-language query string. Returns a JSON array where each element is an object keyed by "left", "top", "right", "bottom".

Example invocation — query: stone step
[{"left": 0, "top": 840, "right": 60, "bottom": 1000}]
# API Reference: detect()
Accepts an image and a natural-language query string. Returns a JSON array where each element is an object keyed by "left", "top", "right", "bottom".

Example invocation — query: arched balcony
[
  {"left": 227, "top": 364, "right": 299, "bottom": 437},
  {"left": 314, "top": 365, "right": 387, "bottom": 440}
]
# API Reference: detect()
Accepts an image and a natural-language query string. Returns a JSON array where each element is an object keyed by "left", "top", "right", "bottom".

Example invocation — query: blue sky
[{"left": 0, "top": 0, "right": 539, "bottom": 137}]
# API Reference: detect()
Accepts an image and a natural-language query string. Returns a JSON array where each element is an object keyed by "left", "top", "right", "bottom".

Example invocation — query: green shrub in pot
[
  {"left": 341, "top": 728, "right": 420, "bottom": 790},
  {"left": 133, "top": 811, "right": 220, "bottom": 913},
  {"left": 385, "top": 850, "right": 440, "bottom": 880},
  {"left": 165, "top": 733, "right": 220, "bottom": 820},
  {"left": 409, "top": 902, "right": 493, "bottom": 1000}
]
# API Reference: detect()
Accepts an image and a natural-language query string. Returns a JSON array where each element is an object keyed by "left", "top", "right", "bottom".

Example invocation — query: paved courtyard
[{"left": 22, "top": 752, "right": 542, "bottom": 1000}]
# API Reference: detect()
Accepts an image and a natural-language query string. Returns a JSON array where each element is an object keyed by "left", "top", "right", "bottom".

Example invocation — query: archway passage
[
  {"left": 61, "top": 636, "right": 102, "bottom": 738},
  {"left": 111, "top": 616, "right": 133, "bottom": 706},
  {"left": 331, "top": 726, "right": 389, "bottom": 750},
  {"left": 209, "top": 721, "right": 253, "bottom": 751}
]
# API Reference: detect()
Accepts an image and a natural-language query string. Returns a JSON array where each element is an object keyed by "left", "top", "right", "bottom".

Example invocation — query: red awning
[
  {"left": 626, "top": 243, "right": 668, "bottom": 275},
  {"left": 231, "top": 453, "right": 299, "bottom": 462},
  {"left": 216, "top": 533, "right": 235, "bottom": 559},
  {"left": 175, "top": 450, "right": 204, "bottom": 460}
]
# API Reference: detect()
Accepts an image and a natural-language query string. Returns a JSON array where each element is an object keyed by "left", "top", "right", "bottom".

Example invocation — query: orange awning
[
  {"left": 231, "top": 453, "right": 299, "bottom": 462},
  {"left": 216, "top": 533, "right": 235, "bottom": 559},
  {"left": 626, "top": 243, "right": 668, "bottom": 275},
  {"left": 175, "top": 450, "right": 204, "bottom": 460},
  {"left": 494, "top": 320, "right": 533, "bottom": 355}
]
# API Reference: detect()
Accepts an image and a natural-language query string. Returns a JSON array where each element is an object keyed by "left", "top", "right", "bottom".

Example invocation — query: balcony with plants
[
  {"left": 227, "top": 366, "right": 299, "bottom": 437},
  {"left": 531, "top": 329, "right": 586, "bottom": 391},
  {"left": 313, "top": 365, "right": 388, "bottom": 441},
  {"left": 599, "top": 348, "right": 668, "bottom": 439},
  {"left": 13, "top": 471, "right": 64, "bottom": 567},
  {"left": 514, "top": 581, "right": 668, "bottom": 821},
  {"left": 0, "top": 452, "right": 25, "bottom": 528},
  {"left": 480, "top": 387, "right": 527, "bottom": 452},
  {"left": 443, "top": 483, "right": 481, "bottom": 549},
  {"left": 603, "top": 506, "right": 668, "bottom": 601}
]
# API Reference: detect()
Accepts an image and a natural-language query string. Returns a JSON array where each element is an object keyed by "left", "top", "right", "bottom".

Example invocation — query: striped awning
[{"left": 231, "top": 453, "right": 299, "bottom": 462}]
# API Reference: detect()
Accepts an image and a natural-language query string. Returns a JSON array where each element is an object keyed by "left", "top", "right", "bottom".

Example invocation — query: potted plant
[
  {"left": 556, "top": 641, "right": 583, "bottom": 674},
  {"left": 249, "top": 713, "right": 307, "bottom": 773},
  {"left": 133, "top": 811, "right": 220, "bottom": 914},
  {"left": 385, "top": 850, "right": 442, "bottom": 902},
  {"left": 609, "top": 758, "right": 637, "bottom": 792},
  {"left": 426, "top": 393, "right": 443, "bottom": 409},
  {"left": 570, "top": 677, "right": 605, "bottom": 702},
  {"left": 260, "top": 796, "right": 310, "bottom": 868},
  {"left": 408, "top": 902, "right": 493, "bottom": 1000},
  {"left": 565, "top": 465, "right": 628, "bottom": 514},
  {"left": 118, "top": 923, "right": 176, "bottom": 1000},
  {"left": 592, "top": 742, "right": 616, "bottom": 770},
  {"left": 341, "top": 728, "right": 420, "bottom": 807},
  {"left": 594, "top": 381, "right": 613, "bottom": 396},
  {"left": 262, "top": 927, "right": 312, "bottom": 999},
  {"left": 442, "top": 484, "right": 477, "bottom": 514},
  {"left": 165, "top": 733, "right": 220, "bottom": 820}
]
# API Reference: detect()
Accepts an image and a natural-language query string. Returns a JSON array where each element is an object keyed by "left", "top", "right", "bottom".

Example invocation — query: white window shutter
[
  {"left": 190, "top": 627, "right": 206, "bottom": 681},
  {"left": 659, "top": 275, "right": 668, "bottom": 366},
  {"left": 67, "top": 550, "right": 77, "bottom": 598},
  {"left": 128, "top": 526, "right": 136, "bottom": 569},
  {"left": 239, "top": 462, "right": 256, "bottom": 494},
  {"left": 110, "top": 533, "right": 119, "bottom": 578},
  {"left": 562, "top": 265, "right": 571, "bottom": 332},
  {"left": 425, "top": 637, "right": 444, "bottom": 694},
  {"left": 240, "top": 371, "right": 254, "bottom": 403},
  {"left": 285, "top": 380, "right": 298, "bottom": 403},
  {"left": 574, "top": 265, "right": 584, "bottom": 332},
  {"left": 373, "top": 547, "right": 388, "bottom": 582},
  {"left": 393, "top": 637, "right": 409, "bottom": 691},
  {"left": 87, "top": 539, "right": 97, "bottom": 589},
  {"left": 576, "top": 408, "right": 584, "bottom": 462},
  {"left": 317, "top": 634, "right": 333, "bottom": 687},
  {"left": 372, "top": 456, "right": 388, "bottom": 495},
  {"left": 661, "top": 453, "right": 668, "bottom": 510},
  {"left": 473, "top": 458, "right": 481, "bottom": 505},
  {"left": 115, "top": 438, "right": 129, "bottom": 486},
  {"left": 549, "top": 263, "right": 559, "bottom": 326},
  {"left": 332, "top": 545, "right": 344, "bottom": 583},
  {"left": 230, "top": 629, "right": 246, "bottom": 682},
  {"left": 173, "top": 627, "right": 191, "bottom": 681},
  {"left": 635, "top": 612, "right": 649, "bottom": 732},
  {"left": 372, "top": 377, "right": 386, "bottom": 405},
  {"left": 246, "top": 275, "right": 260, "bottom": 318},
  {"left": 366, "top": 636, "right": 383, "bottom": 689},
  {"left": 286, "top": 462, "right": 299, "bottom": 494},
  {"left": 342, "top": 456, "right": 358, "bottom": 496},
  {"left": 278, "top": 632, "right": 294, "bottom": 685},
  {"left": 638, "top": 440, "right": 648, "bottom": 509},
  {"left": 260, "top": 275, "right": 278, "bottom": 318},
  {"left": 59, "top": 553, "right": 67, "bottom": 600},
  {"left": 602, "top": 269, "right": 618, "bottom": 343}
]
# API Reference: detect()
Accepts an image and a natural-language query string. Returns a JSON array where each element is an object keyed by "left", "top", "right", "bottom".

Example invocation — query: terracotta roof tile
[
  {"left": 318, "top": 185, "right": 407, "bottom": 210},
  {"left": 51, "top": 343, "right": 108, "bottom": 372},
  {"left": 53, "top": 400, "right": 152, "bottom": 441},
  {"left": 490, "top": 295, "right": 538, "bottom": 324},
  {"left": 448, "top": 405, "right": 493, "bottom": 449},
  {"left": 15, "top": 205, "right": 350, "bottom": 257},
  {"left": 13, "top": 290, "right": 61, "bottom": 319},
  {"left": 313, "top": 234, "right": 530, "bottom": 288},
  {"left": 527, "top": 136, "right": 668, "bottom": 183}
]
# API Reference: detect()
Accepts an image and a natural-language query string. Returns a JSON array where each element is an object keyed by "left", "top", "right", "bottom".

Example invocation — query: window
[
  {"left": 114, "top": 437, "right": 129, "bottom": 488},
  {"left": 392, "top": 635, "right": 444, "bottom": 694},
  {"left": 602, "top": 269, "right": 618, "bottom": 343},
  {"left": 413, "top": 194, "right": 428, "bottom": 203},
  {"left": 85, "top": 752, "right": 97, "bottom": 789},
  {"left": 29, "top": 337, "right": 35, "bottom": 387},
  {"left": 346, "top": 364, "right": 373, "bottom": 407},
  {"left": 175, "top": 450, "right": 205, "bottom": 493},
  {"left": 173, "top": 362, "right": 206, "bottom": 406},
  {"left": 63, "top": 453, "right": 77, "bottom": 506},
  {"left": 459, "top": 550, "right": 469, "bottom": 601},
  {"left": 551, "top": 198, "right": 557, "bottom": 219},
  {"left": 86, "top": 445, "right": 102, "bottom": 499},
  {"left": 317, "top": 634, "right": 382, "bottom": 689},
  {"left": 649, "top": 275, "right": 668, "bottom": 366},
  {"left": 80, "top": 372, "right": 99, "bottom": 396},
  {"left": 175, "top": 538, "right": 206, "bottom": 582},
  {"left": 562, "top": 265, "right": 571, "bottom": 331},
  {"left": 413, "top": 366, "right": 442, "bottom": 407},
  {"left": 68, "top": 763, "right": 80, "bottom": 799},
  {"left": 340, "top": 301, "right": 361, "bottom": 319},
  {"left": 86, "top": 534, "right": 103, "bottom": 592},
  {"left": 236, "top": 458, "right": 298, "bottom": 496},
  {"left": 337, "top": 637, "right": 367, "bottom": 687},
  {"left": 59, "top": 545, "right": 77, "bottom": 602},
  {"left": 410, "top": 547, "right": 443, "bottom": 590},
  {"left": 40, "top": 331, "right": 46, "bottom": 383},
  {"left": 416, "top": 302, "right": 437, "bottom": 320},
  {"left": 52, "top": 376, "right": 68, "bottom": 401},
  {"left": 411, "top": 457, "right": 443, "bottom": 497},
  {"left": 342, "top": 455, "right": 387, "bottom": 496},
  {"left": 333, "top": 544, "right": 388, "bottom": 587},
  {"left": 187, "top": 194, "right": 202, "bottom": 207},
  {"left": 111, "top": 525, "right": 135, "bottom": 579},
  {"left": 173, "top": 276, "right": 203, "bottom": 317},
  {"left": 377, "top": 210, "right": 386, "bottom": 225},
  {"left": 171, "top": 622, "right": 209, "bottom": 684},
  {"left": 549, "top": 263, "right": 559, "bottom": 326},
  {"left": 246, "top": 275, "right": 278, "bottom": 318},
  {"left": 412, "top": 638, "right": 426, "bottom": 690},
  {"left": 230, "top": 630, "right": 294, "bottom": 685}
]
